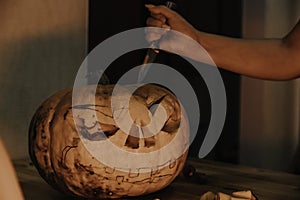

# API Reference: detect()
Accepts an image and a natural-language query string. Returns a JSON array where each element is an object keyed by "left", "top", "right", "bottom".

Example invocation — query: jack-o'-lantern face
[{"left": 29, "top": 84, "right": 189, "bottom": 199}]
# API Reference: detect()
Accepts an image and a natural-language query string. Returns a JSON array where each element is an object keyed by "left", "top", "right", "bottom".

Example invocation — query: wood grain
[{"left": 14, "top": 158, "right": 300, "bottom": 200}]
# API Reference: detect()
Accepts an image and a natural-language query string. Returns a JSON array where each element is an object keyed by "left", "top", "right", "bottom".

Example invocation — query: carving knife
[{"left": 137, "top": 1, "right": 177, "bottom": 83}]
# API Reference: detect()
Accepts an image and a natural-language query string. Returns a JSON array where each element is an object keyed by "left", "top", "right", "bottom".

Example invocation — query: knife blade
[
  {"left": 137, "top": 1, "right": 177, "bottom": 83},
  {"left": 137, "top": 42, "right": 160, "bottom": 83}
]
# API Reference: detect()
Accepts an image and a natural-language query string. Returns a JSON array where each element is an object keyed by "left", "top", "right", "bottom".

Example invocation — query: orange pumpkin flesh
[{"left": 29, "top": 84, "right": 189, "bottom": 199}]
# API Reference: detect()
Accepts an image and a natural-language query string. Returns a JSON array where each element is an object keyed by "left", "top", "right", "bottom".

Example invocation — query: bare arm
[
  {"left": 146, "top": 5, "right": 300, "bottom": 80},
  {"left": 0, "top": 138, "right": 24, "bottom": 200}
]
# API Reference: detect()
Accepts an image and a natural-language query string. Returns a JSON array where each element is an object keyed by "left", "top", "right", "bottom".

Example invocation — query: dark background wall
[{"left": 88, "top": 0, "right": 242, "bottom": 163}]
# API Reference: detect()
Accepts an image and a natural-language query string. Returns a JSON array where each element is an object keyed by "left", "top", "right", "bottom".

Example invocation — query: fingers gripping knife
[{"left": 137, "top": 1, "right": 177, "bottom": 83}]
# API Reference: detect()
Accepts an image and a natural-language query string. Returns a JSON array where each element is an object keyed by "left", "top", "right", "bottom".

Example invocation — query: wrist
[{"left": 196, "top": 31, "right": 210, "bottom": 51}]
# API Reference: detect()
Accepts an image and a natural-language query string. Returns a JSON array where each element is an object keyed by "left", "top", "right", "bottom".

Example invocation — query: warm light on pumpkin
[{"left": 29, "top": 84, "right": 189, "bottom": 199}]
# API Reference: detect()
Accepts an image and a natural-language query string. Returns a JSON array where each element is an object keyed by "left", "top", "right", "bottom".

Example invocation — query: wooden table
[{"left": 15, "top": 158, "right": 300, "bottom": 200}]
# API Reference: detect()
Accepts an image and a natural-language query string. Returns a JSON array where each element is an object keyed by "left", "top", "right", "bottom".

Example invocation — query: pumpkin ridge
[
  {"left": 29, "top": 85, "right": 189, "bottom": 199},
  {"left": 29, "top": 89, "right": 71, "bottom": 191},
  {"left": 48, "top": 90, "right": 75, "bottom": 195}
]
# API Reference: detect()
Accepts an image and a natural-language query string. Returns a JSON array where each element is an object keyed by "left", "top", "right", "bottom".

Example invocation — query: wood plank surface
[{"left": 14, "top": 158, "right": 300, "bottom": 200}]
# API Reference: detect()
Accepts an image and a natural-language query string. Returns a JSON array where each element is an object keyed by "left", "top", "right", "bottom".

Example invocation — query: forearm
[
  {"left": 196, "top": 31, "right": 298, "bottom": 80},
  {"left": 146, "top": 5, "right": 300, "bottom": 80}
]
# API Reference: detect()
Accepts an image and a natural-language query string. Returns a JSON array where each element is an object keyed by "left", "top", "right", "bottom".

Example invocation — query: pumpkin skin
[{"left": 29, "top": 84, "right": 189, "bottom": 199}]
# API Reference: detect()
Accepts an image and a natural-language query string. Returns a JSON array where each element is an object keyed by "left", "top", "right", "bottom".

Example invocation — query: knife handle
[
  {"left": 144, "top": 0, "right": 177, "bottom": 62},
  {"left": 137, "top": 1, "right": 178, "bottom": 83}
]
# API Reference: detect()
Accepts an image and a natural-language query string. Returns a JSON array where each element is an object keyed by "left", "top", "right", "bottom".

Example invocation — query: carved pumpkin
[{"left": 29, "top": 84, "right": 189, "bottom": 199}]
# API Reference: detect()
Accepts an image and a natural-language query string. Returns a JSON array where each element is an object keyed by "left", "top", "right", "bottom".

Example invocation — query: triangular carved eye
[
  {"left": 125, "top": 133, "right": 156, "bottom": 149},
  {"left": 124, "top": 95, "right": 175, "bottom": 149},
  {"left": 144, "top": 136, "right": 156, "bottom": 147},
  {"left": 72, "top": 104, "right": 119, "bottom": 141},
  {"left": 125, "top": 124, "right": 140, "bottom": 148},
  {"left": 125, "top": 123, "right": 157, "bottom": 149},
  {"left": 125, "top": 135, "right": 140, "bottom": 149}
]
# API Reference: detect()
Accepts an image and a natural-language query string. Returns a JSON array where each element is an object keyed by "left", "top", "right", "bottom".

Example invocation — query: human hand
[
  {"left": 145, "top": 4, "right": 213, "bottom": 64},
  {"left": 145, "top": 4, "right": 199, "bottom": 47}
]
